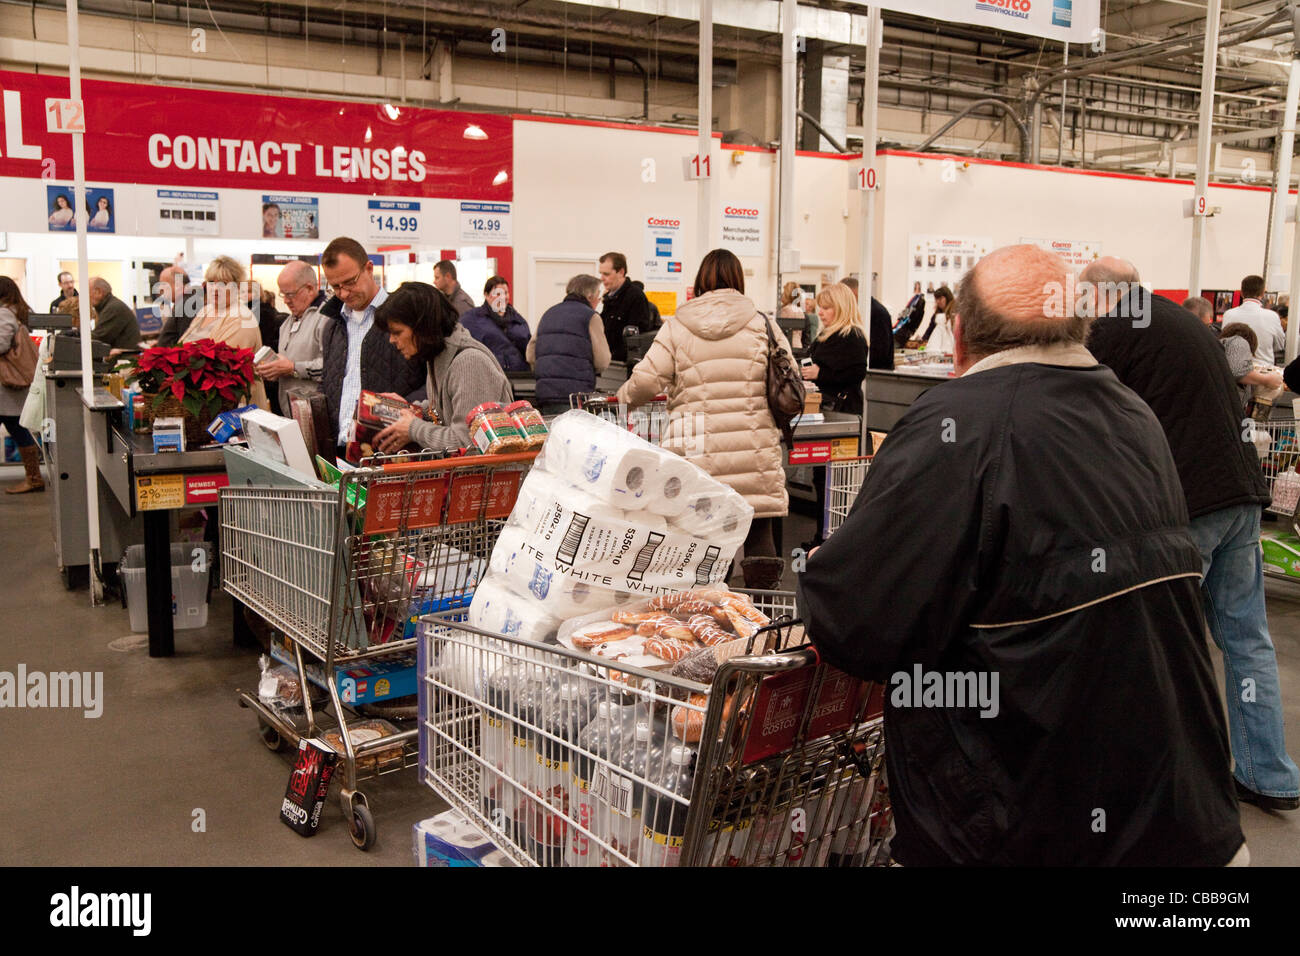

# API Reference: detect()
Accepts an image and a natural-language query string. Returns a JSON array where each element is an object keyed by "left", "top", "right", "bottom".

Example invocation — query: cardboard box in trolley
[{"left": 280, "top": 738, "right": 339, "bottom": 837}]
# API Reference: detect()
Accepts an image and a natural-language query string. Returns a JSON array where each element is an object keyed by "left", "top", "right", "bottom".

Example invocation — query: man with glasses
[
  {"left": 255, "top": 259, "right": 329, "bottom": 416},
  {"left": 318, "top": 237, "right": 425, "bottom": 458}
]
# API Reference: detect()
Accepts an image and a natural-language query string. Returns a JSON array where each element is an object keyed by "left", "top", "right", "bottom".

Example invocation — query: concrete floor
[{"left": 2, "top": 487, "right": 1298, "bottom": 865}]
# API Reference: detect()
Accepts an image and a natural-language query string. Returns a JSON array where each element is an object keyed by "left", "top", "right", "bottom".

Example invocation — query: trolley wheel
[
  {"left": 258, "top": 722, "right": 287, "bottom": 753},
  {"left": 349, "top": 803, "right": 376, "bottom": 851}
]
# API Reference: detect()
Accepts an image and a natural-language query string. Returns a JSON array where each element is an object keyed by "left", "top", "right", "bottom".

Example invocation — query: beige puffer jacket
[{"left": 617, "top": 288, "right": 792, "bottom": 518}]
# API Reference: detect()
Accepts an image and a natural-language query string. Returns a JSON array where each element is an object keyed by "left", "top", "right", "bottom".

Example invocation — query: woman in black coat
[
  {"left": 800, "top": 282, "right": 868, "bottom": 549},
  {"left": 804, "top": 283, "right": 868, "bottom": 415}
]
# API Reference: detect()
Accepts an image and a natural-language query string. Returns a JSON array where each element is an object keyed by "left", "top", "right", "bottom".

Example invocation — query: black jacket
[
  {"left": 893, "top": 295, "right": 926, "bottom": 348},
  {"left": 602, "top": 278, "right": 654, "bottom": 361},
  {"left": 799, "top": 356, "right": 1242, "bottom": 866},
  {"left": 320, "top": 311, "right": 428, "bottom": 442},
  {"left": 809, "top": 330, "right": 867, "bottom": 415},
  {"left": 50, "top": 291, "right": 76, "bottom": 313},
  {"left": 867, "top": 297, "right": 894, "bottom": 370},
  {"left": 1086, "top": 289, "right": 1270, "bottom": 518}
]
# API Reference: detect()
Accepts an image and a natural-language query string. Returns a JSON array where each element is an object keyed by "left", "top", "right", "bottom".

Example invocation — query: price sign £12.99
[
  {"left": 366, "top": 199, "right": 422, "bottom": 242},
  {"left": 459, "top": 201, "right": 512, "bottom": 244}
]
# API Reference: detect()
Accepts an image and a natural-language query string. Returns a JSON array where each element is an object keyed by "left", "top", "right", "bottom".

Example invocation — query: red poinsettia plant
[{"left": 123, "top": 340, "right": 255, "bottom": 422}]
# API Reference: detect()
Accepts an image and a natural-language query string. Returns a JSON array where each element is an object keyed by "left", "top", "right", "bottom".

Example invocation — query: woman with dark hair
[
  {"left": 48, "top": 193, "right": 74, "bottom": 227},
  {"left": 616, "top": 249, "right": 795, "bottom": 590},
  {"left": 458, "top": 274, "right": 531, "bottom": 370},
  {"left": 372, "top": 281, "right": 513, "bottom": 452},
  {"left": 88, "top": 195, "right": 112, "bottom": 229},
  {"left": 0, "top": 277, "right": 43, "bottom": 493}
]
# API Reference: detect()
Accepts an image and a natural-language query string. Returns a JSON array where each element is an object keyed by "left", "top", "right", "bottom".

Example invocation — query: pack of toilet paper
[{"left": 465, "top": 410, "right": 753, "bottom": 645}]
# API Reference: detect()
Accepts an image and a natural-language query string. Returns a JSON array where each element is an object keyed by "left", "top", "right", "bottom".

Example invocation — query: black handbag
[{"left": 762, "top": 313, "right": 805, "bottom": 445}]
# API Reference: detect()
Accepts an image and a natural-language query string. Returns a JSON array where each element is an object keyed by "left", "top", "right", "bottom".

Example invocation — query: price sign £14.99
[
  {"left": 458, "top": 201, "right": 512, "bottom": 244},
  {"left": 366, "top": 199, "right": 422, "bottom": 242}
]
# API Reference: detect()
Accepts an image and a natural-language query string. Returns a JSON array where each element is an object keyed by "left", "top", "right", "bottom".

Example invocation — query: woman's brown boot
[{"left": 6, "top": 444, "right": 45, "bottom": 494}]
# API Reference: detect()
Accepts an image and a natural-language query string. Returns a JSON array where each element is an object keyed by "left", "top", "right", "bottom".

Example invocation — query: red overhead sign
[{"left": 0, "top": 70, "right": 512, "bottom": 201}]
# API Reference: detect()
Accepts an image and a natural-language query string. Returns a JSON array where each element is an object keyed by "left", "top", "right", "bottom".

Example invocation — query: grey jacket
[
  {"left": 276, "top": 295, "right": 328, "bottom": 415},
  {"left": 0, "top": 307, "right": 29, "bottom": 416},
  {"left": 408, "top": 324, "right": 514, "bottom": 451},
  {"left": 447, "top": 282, "right": 475, "bottom": 317}
]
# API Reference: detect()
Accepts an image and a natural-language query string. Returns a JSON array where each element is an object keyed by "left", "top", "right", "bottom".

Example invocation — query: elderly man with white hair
[
  {"left": 256, "top": 259, "right": 328, "bottom": 416},
  {"left": 1082, "top": 255, "right": 1299, "bottom": 814},
  {"left": 799, "top": 244, "right": 1245, "bottom": 865}
]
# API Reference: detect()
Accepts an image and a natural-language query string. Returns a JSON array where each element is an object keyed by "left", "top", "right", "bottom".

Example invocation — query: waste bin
[{"left": 120, "top": 542, "right": 212, "bottom": 632}]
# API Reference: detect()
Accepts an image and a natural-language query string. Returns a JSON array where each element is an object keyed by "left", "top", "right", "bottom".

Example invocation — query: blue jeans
[{"left": 1189, "top": 504, "right": 1300, "bottom": 798}]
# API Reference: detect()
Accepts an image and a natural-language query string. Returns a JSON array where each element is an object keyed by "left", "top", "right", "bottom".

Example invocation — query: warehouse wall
[{"left": 873, "top": 151, "right": 1290, "bottom": 315}]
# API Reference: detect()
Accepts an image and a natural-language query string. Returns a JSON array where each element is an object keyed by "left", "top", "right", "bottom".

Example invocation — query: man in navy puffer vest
[{"left": 528, "top": 274, "right": 613, "bottom": 415}]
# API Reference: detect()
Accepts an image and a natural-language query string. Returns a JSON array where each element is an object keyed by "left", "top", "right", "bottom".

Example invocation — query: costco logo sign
[
  {"left": 647, "top": 217, "right": 680, "bottom": 227},
  {"left": 724, "top": 206, "right": 759, "bottom": 219},
  {"left": 976, "top": 0, "right": 1031, "bottom": 20}
]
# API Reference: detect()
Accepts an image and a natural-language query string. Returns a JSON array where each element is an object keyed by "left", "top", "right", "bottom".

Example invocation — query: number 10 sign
[{"left": 459, "top": 201, "right": 512, "bottom": 244}]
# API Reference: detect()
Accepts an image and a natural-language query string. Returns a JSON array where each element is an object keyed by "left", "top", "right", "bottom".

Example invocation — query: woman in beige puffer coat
[{"left": 617, "top": 249, "right": 793, "bottom": 589}]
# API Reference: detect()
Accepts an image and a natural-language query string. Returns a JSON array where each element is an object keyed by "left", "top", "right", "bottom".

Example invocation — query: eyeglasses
[
  {"left": 331, "top": 267, "right": 367, "bottom": 293},
  {"left": 279, "top": 285, "right": 311, "bottom": 302}
]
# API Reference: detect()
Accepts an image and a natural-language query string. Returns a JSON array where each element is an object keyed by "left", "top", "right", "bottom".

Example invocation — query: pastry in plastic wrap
[{"left": 322, "top": 719, "right": 404, "bottom": 775}]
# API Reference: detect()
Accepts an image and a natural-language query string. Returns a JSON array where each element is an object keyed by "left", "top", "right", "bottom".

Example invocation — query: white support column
[
  {"left": 1188, "top": 0, "right": 1221, "bottom": 298},
  {"left": 857, "top": 6, "right": 880, "bottom": 300},
  {"left": 777, "top": 0, "right": 798, "bottom": 289},
  {"left": 1266, "top": 60, "right": 1300, "bottom": 288},
  {"left": 858, "top": 5, "right": 881, "bottom": 454},
  {"left": 67, "top": 0, "right": 102, "bottom": 604},
  {"left": 697, "top": 0, "right": 714, "bottom": 264}
]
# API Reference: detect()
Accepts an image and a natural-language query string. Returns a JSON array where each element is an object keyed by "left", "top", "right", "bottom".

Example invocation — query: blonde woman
[
  {"left": 803, "top": 282, "right": 867, "bottom": 415},
  {"left": 800, "top": 282, "right": 867, "bottom": 551},
  {"left": 180, "top": 255, "right": 268, "bottom": 408}
]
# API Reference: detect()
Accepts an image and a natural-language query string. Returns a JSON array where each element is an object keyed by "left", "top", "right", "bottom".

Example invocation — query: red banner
[{"left": 0, "top": 71, "right": 512, "bottom": 201}]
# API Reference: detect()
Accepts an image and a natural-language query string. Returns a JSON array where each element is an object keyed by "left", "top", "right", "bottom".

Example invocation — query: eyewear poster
[
  {"left": 1021, "top": 237, "right": 1102, "bottom": 269},
  {"left": 157, "top": 189, "right": 220, "bottom": 235},
  {"left": 906, "top": 234, "right": 991, "bottom": 295},
  {"left": 262, "top": 194, "right": 319, "bottom": 239},
  {"left": 47, "top": 185, "right": 116, "bottom": 233}
]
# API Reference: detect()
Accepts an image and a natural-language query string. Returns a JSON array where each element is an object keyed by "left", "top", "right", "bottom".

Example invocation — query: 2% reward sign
[{"left": 366, "top": 199, "right": 422, "bottom": 242}]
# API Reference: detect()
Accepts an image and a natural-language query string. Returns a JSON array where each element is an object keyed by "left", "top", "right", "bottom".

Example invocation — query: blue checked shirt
[{"left": 337, "top": 286, "right": 389, "bottom": 444}]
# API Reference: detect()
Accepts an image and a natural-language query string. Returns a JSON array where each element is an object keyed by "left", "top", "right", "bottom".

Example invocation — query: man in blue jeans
[{"left": 1083, "top": 257, "right": 1299, "bottom": 811}]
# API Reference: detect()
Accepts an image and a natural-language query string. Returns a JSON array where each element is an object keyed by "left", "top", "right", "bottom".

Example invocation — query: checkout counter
[
  {"left": 42, "top": 333, "right": 134, "bottom": 590},
  {"left": 863, "top": 363, "right": 952, "bottom": 433},
  {"left": 81, "top": 388, "right": 229, "bottom": 657}
]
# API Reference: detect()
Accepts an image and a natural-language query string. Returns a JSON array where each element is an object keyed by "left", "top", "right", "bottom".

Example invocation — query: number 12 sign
[{"left": 45, "top": 98, "right": 86, "bottom": 134}]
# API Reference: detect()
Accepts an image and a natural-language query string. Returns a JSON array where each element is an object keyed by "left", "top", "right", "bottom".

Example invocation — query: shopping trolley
[
  {"left": 825, "top": 456, "right": 872, "bottom": 538},
  {"left": 1254, "top": 416, "right": 1300, "bottom": 517},
  {"left": 220, "top": 450, "right": 537, "bottom": 849},
  {"left": 570, "top": 392, "right": 670, "bottom": 446},
  {"left": 418, "top": 589, "right": 892, "bottom": 867}
]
